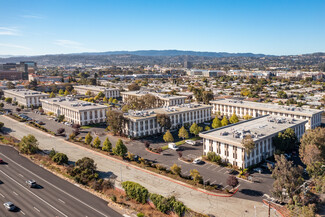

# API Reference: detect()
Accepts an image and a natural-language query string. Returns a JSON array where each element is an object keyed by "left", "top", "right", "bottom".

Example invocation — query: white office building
[
  {"left": 124, "top": 104, "right": 212, "bottom": 138},
  {"left": 199, "top": 115, "right": 307, "bottom": 169},
  {"left": 211, "top": 99, "right": 323, "bottom": 129},
  {"left": 74, "top": 85, "right": 120, "bottom": 98},
  {"left": 3, "top": 89, "right": 49, "bottom": 107},
  {"left": 121, "top": 91, "right": 187, "bottom": 107},
  {"left": 40, "top": 97, "right": 108, "bottom": 125}
]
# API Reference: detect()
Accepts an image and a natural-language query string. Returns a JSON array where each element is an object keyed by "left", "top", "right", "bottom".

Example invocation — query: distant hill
[{"left": 78, "top": 50, "right": 268, "bottom": 57}]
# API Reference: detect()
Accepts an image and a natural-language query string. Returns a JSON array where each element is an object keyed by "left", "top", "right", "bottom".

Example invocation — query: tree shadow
[{"left": 239, "top": 189, "right": 263, "bottom": 197}]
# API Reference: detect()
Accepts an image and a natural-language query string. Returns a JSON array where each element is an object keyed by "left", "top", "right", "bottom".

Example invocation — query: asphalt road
[{"left": 0, "top": 145, "right": 122, "bottom": 217}]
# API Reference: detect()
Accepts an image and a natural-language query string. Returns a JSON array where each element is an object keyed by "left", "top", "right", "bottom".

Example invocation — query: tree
[
  {"left": 85, "top": 90, "right": 92, "bottom": 96},
  {"left": 269, "top": 155, "right": 304, "bottom": 202},
  {"left": 112, "top": 139, "right": 128, "bottom": 157},
  {"left": 103, "top": 97, "right": 107, "bottom": 102},
  {"left": 190, "top": 123, "right": 202, "bottom": 136},
  {"left": 277, "top": 90, "right": 288, "bottom": 99},
  {"left": 170, "top": 164, "right": 182, "bottom": 176},
  {"left": 178, "top": 126, "right": 189, "bottom": 140},
  {"left": 190, "top": 169, "right": 203, "bottom": 183},
  {"left": 0, "top": 122, "right": 4, "bottom": 131},
  {"left": 92, "top": 136, "right": 101, "bottom": 149},
  {"left": 52, "top": 153, "right": 69, "bottom": 165},
  {"left": 5, "top": 97, "right": 12, "bottom": 104},
  {"left": 273, "top": 128, "right": 297, "bottom": 153},
  {"left": 227, "top": 175, "right": 239, "bottom": 188},
  {"left": 0, "top": 102, "right": 3, "bottom": 108},
  {"left": 157, "top": 114, "right": 171, "bottom": 130},
  {"left": 49, "top": 92, "right": 56, "bottom": 98},
  {"left": 69, "top": 132, "right": 76, "bottom": 140},
  {"left": 56, "top": 128, "right": 65, "bottom": 135},
  {"left": 69, "top": 157, "right": 98, "bottom": 185},
  {"left": 112, "top": 98, "right": 118, "bottom": 104},
  {"left": 242, "top": 134, "right": 255, "bottom": 155},
  {"left": 6, "top": 82, "right": 15, "bottom": 89},
  {"left": 85, "top": 132, "right": 93, "bottom": 145},
  {"left": 19, "top": 134, "right": 39, "bottom": 154},
  {"left": 128, "top": 83, "right": 140, "bottom": 91},
  {"left": 59, "top": 89, "right": 64, "bottom": 95},
  {"left": 229, "top": 113, "right": 239, "bottom": 124},
  {"left": 299, "top": 127, "right": 325, "bottom": 176},
  {"left": 212, "top": 117, "right": 222, "bottom": 128},
  {"left": 243, "top": 114, "right": 253, "bottom": 120},
  {"left": 107, "top": 110, "right": 125, "bottom": 135},
  {"left": 221, "top": 116, "right": 229, "bottom": 126},
  {"left": 205, "top": 126, "right": 211, "bottom": 131},
  {"left": 202, "top": 91, "right": 214, "bottom": 104},
  {"left": 64, "top": 90, "right": 69, "bottom": 96},
  {"left": 58, "top": 115, "right": 65, "bottom": 122},
  {"left": 97, "top": 91, "right": 105, "bottom": 98},
  {"left": 163, "top": 130, "right": 174, "bottom": 142},
  {"left": 102, "top": 138, "right": 112, "bottom": 152},
  {"left": 108, "top": 97, "right": 113, "bottom": 103}
]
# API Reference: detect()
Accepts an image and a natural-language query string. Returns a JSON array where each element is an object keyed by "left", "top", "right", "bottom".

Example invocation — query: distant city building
[
  {"left": 121, "top": 91, "right": 187, "bottom": 107},
  {"left": 187, "top": 69, "right": 224, "bottom": 77},
  {"left": 184, "top": 60, "right": 193, "bottom": 69},
  {"left": 74, "top": 85, "right": 120, "bottom": 98},
  {"left": 124, "top": 103, "right": 212, "bottom": 138},
  {"left": 40, "top": 96, "right": 108, "bottom": 125},
  {"left": 29, "top": 74, "right": 63, "bottom": 83},
  {"left": 3, "top": 89, "right": 49, "bottom": 107},
  {"left": 210, "top": 98, "right": 323, "bottom": 129},
  {"left": 200, "top": 115, "right": 307, "bottom": 168},
  {"left": 0, "top": 62, "right": 34, "bottom": 80}
]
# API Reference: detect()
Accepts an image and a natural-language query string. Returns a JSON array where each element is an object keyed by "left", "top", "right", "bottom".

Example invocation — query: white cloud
[
  {"left": 0, "top": 27, "right": 18, "bottom": 36},
  {"left": 0, "top": 43, "right": 31, "bottom": 50},
  {"left": 54, "top": 40, "right": 97, "bottom": 52}
]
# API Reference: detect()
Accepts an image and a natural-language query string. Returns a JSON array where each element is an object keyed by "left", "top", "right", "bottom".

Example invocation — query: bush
[
  {"left": 49, "top": 148, "right": 56, "bottom": 158},
  {"left": 206, "top": 152, "right": 222, "bottom": 164},
  {"left": 121, "top": 181, "right": 149, "bottom": 204},
  {"left": 52, "top": 153, "right": 69, "bottom": 165},
  {"left": 85, "top": 132, "right": 93, "bottom": 145},
  {"left": 170, "top": 164, "right": 182, "bottom": 176},
  {"left": 19, "top": 134, "right": 39, "bottom": 154},
  {"left": 137, "top": 213, "right": 144, "bottom": 217},
  {"left": 111, "top": 195, "right": 117, "bottom": 202},
  {"left": 112, "top": 139, "right": 127, "bottom": 157},
  {"left": 102, "top": 138, "right": 112, "bottom": 152},
  {"left": 69, "top": 132, "right": 76, "bottom": 140},
  {"left": 150, "top": 194, "right": 186, "bottom": 216},
  {"left": 227, "top": 175, "right": 238, "bottom": 188}
]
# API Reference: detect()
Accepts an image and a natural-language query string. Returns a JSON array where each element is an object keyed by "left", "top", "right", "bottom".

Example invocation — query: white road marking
[
  {"left": 13, "top": 191, "right": 18, "bottom": 195},
  {"left": 58, "top": 198, "right": 66, "bottom": 204},
  {"left": 0, "top": 193, "right": 4, "bottom": 197},
  {"left": 210, "top": 181, "right": 217, "bottom": 185},
  {"left": 218, "top": 167, "right": 226, "bottom": 172},
  {"left": 0, "top": 152, "right": 109, "bottom": 217},
  {"left": 205, "top": 178, "right": 210, "bottom": 182},
  {"left": 223, "top": 185, "right": 229, "bottom": 189},
  {"left": 18, "top": 173, "right": 24, "bottom": 177},
  {"left": 34, "top": 207, "right": 40, "bottom": 212},
  {"left": 20, "top": 211, "right": 25, "bottom": 215},
  {"left": 224, "top": 170, "right": 230, "bottom": 174},
  {"left": 0, "top": 170, "right": 68, "bottom": 217},
  {"left": 212, "top": 166, "right": 219, "bottom": 171}
]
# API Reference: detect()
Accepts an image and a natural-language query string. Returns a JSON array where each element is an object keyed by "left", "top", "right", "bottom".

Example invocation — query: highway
[{"left": 0, "top": 145, "right": 122, "bottom": 217}]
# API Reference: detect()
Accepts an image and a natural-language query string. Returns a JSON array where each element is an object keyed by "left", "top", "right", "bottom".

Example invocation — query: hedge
[{"left": 121, "top": 181, "right": 149, "bottom": 204}]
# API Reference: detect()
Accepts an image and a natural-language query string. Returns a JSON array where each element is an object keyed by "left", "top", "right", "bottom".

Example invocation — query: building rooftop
[
  {"left": 124, "top": 103, "right": 212, "bottom": 120},
  {"left": 211, "top": 98, "right": 322, "bottom": 116},
  {"left": 122, "top": 91, "right": 187, "bottom": 100},
  {"left": 74, "top": 85, "right": 118, "bottom": 91},
  {"left": 4, "top": 89, "right": 49, "bottom": 97},
  {"left": 199, "top": 115, "right": 307, "bottom": 147},
  {"left": 41, "top": 97, "right": 108, "bottom": 111}
]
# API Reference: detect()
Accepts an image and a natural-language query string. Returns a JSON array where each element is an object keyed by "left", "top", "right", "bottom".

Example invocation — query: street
[{"left": 0, "top": 145, "right": 122, "bottom": 217}]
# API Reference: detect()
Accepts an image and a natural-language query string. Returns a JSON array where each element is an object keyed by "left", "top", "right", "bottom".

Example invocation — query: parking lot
[{"left": 1, "top": 102, "right": 274, "bottom": 202}]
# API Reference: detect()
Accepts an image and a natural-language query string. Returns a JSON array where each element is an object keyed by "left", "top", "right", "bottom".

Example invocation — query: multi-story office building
[
  {"left": 3, "top": 89, "right": 49, "bottom": 107},
  {"left": 0, "top": 62, "right": 35, "bottom": 80},
  {"left": 123, "top": 103, "right": 212, "bottom": 138},
  {"left": 211, "top": 99, "right": 323, "bottom": 129},
  {"left": 40, "top": 97, "right": 108, "bottom": 125},
  {"left": 199, "top": 115, "right": 307, "bottom": 169},
  {"left": 74, "top": 85, "right": 120, "bottom": 98},
  {"left": 121, "top": 91, "right": 187, "bottom": 107}
]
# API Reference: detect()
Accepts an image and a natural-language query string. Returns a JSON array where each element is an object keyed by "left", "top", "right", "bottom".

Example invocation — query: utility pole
[{"left": 268, "top": 202, "right": 270, "bottom": 217}]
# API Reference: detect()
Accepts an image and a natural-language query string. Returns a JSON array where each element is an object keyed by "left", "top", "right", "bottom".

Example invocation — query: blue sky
[{"left": 0, "top": 0, "right": 324, "bottom": 56}]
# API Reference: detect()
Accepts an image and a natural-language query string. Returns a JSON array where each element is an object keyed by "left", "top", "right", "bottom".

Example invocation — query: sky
[{"left": 0, "top": 0, "right": 324, "bottom": 56}]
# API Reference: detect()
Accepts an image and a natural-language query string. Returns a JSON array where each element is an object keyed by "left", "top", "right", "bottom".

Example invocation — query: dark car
[
  {"left": 26, "top": 180, "right": 37, "bottom": 188},
  {"left": 3, "top": 202, "right": 16, "bottom": 211},
  {"left": 0, "top": 158, "right": 4, "bottom": 164}
]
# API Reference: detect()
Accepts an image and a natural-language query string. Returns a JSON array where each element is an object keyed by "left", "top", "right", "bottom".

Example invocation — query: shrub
[
  {"left": 150, "top": 194, "right": 186, "bottom": 216},
  {"left": 227, "top": 175, "right": 239, "bottom": 188},
  {"left": 112, "top": 139, "right": 127, "bottom": 157},
  {"left": 0, "top": 122, "right": 4, "bottom": 131},
  {"left": 85, "top": 132, "right": 93, "bottom": 145},
  {"left": 170, "top": 164, "right": 182, "bottom": 176},
  {"left": 137, "top": 213, "right": 144, "bottom": 217},
  {"left": 49, "top": 148, "right": 56, "bottom": 158},
  {"left": 19, "top": 134, "right": 39, "bottom": 154},
  {"left": 92, "top": 136, "right": 101, "bottom": 149},
  {"left": 111, "top": 195, "right": 117, "bottom": 202},
  {"left": 69, "top": 132, "right": 76, "bottom": 140},
  {"left": 102, "top": 138, "right": 112, "bottom": 152},
  {"left": 121, "top": 181, "right": 149, "bottom": 204},
  {"left": 52, "top": 153, "right": 69, "bottom": 165}
]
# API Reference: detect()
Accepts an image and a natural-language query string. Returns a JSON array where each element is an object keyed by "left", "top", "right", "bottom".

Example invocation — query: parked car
[
  {"left": 193, "top": 158, "right": 204, "bottom": 164},
  {"left": 35, "top": 121, "right": 45, "bottom": 125},
  {"left": 168, "top": 143, "right": 179, "bottom": 151},
  {"left": 0, "top": 158, "right": 3, "bottom": 164},
  {"left": 26, "top": 180, "right": 37, "bottom": 188},
  {"left": 3, "top": 202, "right": 16, "bottom": 211},
  {"left": 185, "top": 140, "right": 195, "bottom": 145},
  {"left": 253, "top": 167, "right": 263, "bottom": 173}
]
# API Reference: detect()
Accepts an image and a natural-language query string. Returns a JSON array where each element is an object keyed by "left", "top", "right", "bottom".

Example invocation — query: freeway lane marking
[
  {"left": 58, "top": 198, "right": 66, "bottom": 204},
  {"left": 20, "top": 211, "right": 25, "bottom": 215},
  {"left": 18, "top": 173, "right": 24, "bottom": 177},
  {"left": 0, "top": 170, "right": 68, "bottom": 217},
  {"left": 0, "top": 193, "right": 4, "bottom": 197},
  {"left": 13, "top": 191, "right": 18, "bottom": 195},
  {"left": 34, "top": 207, "right": 40, "bottom": 212},
  {"left": 0, "top": 152, "right": 109, "bottom": 217}
]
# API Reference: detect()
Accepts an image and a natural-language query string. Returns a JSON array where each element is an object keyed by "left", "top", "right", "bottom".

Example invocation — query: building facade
[
  {"left": 74, "top": 85, "right": 120, "bottom": 98},
  {"left": 3, "top": 89, "right": 49, "bottom": 107},
  {"left": 0, "top": 62, "right": 33, "bottom": 80},
  {"left": 40, "top": 97, "right": 108, "bottom": 125},
  {"left": 199, "top": 115, "right": 307, "bottom": 169},
  {"left": 123, "top": 104, "right": 212, "bottom": 138},
  {"left": 211, "top": 99, "right": 323, "bottom": 129},
  {"left": 121, "top": 91, "right": 187, "bottom": 107}
]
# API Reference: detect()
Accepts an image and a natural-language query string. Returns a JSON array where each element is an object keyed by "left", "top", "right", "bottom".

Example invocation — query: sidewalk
[{"left": 0, "top": 115, "right": 271, "bottom": 217}]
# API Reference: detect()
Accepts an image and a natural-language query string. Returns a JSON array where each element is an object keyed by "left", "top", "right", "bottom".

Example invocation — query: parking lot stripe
[
  {"left": 210, "top": 181, "right": 217, "bottom": 185},
  {"left": 218, "top": 167, "right": 226, "bottom": 172},
  {"left": 20, "top": 211, "right": 26, "bottom": 215},
  {"left": 34, "top": 207, "right": 40, "bottom": 212},
  {"left": 18, "top": 173, "right": 24, "bottom": 177},
  {"left": 13, "top": 191, "right": 18, "bottom": 196},
  {"left": 0, "top": 193, "right": 4, "bottom": 198},
  {"left": 212, "top": 166, "right": 219, "bottom": 171},
  {"left": 58, "top": 198, "right": 66, "bottom": 204}
]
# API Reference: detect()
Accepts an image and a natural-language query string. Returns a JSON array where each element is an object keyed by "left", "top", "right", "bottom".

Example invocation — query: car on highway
[
  {"left": 193, "top": 158, "right": 204, "bottom": 164},
  {"left": 26, "top": 180, "right": 37, "bottom": 188},
  {"left": 3, "top": 202, "right": 16, "bottom": 211},
  {"left": 0, "top": 158, "right": 3, "bottom": 164}
]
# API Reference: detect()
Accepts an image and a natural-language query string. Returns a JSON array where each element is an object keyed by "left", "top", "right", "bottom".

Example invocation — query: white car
[
  {"left": 168, "top": 143, "right": 179, "bottom": 150},
  {"left": 185, "top": 140, "right": 195, "bottom": 145},
  {"left": 193, "top": 158, "right": 204, "bottom": 164},
  {"left": 3, "top": 202, "right": 16, "bottom": 211},
  {"left": 253, "top": 167, "right": 263, "bottom": 173}
]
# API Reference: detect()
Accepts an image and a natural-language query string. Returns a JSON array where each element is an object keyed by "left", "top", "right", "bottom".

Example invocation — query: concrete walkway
[{"left": 0, "top": 115, "right": 275, "bottom": 217}]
